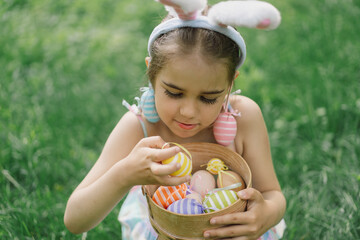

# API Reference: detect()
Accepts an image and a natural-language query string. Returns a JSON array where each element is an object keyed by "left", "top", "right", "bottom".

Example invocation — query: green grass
[{"left": 1, "top": 0, "right": 359, "bottom": 239}]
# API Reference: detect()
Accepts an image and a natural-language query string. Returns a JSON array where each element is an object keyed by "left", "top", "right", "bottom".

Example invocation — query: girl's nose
[{"left": 179, "top": 100, "right": 197, "bottom": 119}]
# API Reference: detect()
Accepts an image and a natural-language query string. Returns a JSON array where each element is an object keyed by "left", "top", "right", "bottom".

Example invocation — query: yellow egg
[
  {"left": 217, "top": 170, "right": 245, "bottom": 192},
  {"left": 162, "top": 152, "right": 192, "bottom": 177},
  {"left": 206, "top": 158, "right": 227, "bottom": 175}
]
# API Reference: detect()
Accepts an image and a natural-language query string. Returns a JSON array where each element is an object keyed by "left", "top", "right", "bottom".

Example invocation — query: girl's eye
[
  {"left": 164, "top": 89, "right": 182, "bottom": 98},
  {"left": 164, "top": 89, "right": 218, "bottom": 104},
  {"left": 200, "top": 96, "right": 218, "bottom": 105}
]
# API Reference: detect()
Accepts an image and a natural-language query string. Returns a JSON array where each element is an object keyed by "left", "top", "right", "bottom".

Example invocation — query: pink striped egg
[{"left": 213, "top": 112, "right": 237, "bottom": 146}]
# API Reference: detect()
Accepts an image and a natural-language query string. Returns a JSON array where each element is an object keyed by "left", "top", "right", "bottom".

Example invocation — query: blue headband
[{"left": 147, "top": 16, "right": 246, "bottom": 69}]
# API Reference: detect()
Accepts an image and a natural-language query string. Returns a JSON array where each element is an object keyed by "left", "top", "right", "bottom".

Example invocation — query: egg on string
[
  {"left": 161, "top": 143, "right": 192, "bottom": 177},
  {"left": 140, "top": 88, "right": 160, "bottom": 123},
  {"left": 203, "top": 189, "right": 239, "bottom": 213},
  {"left": 152, "top": 183, "right": 187, "bottom": 209},
  {"left": 217, "top": 170, "right": 245, "bottom": 192},
  {"left": 190, "top": 170, "right": 216, "bottom": 198},
  {"left": 167, "top": 198, "right": 204, "bottom": 215},
  {"left": 213, "top": 112, "right": 237, "bottom": 146}
]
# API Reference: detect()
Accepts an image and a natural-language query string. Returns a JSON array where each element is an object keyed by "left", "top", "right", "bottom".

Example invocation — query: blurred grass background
[{"left": 0, "top": 0, "right": 359, "bottom": 239}]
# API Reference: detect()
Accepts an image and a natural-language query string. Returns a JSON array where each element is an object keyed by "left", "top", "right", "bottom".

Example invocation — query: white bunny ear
[
  {"left": 158, "top": 0, "right": 207, "bottom": 19},
  {"left": 171, "top": 0, "right": 207, "bottom": 14},
  {"left": 208, "top": 0, "right": 281, "bottom": 30},
  {"left": 164, "top": 5, "right": 178, "bottom": 18}
]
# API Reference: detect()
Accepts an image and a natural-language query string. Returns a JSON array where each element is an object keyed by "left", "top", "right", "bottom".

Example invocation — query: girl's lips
[{"left": 177, "top": 121, "right": 197, "bottom": 130}]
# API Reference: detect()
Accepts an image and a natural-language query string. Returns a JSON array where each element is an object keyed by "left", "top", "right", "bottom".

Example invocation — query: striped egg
[
  {"left": 162, "top": 152, "right": 192, "bottom": 177},
  {"left": 152, "top": 183, "right": 187, "bottom": 209},
  {"left": 140, "top": 88, "right": 160, "bottom": 123},
  {"left": 203, "top": 189, "right": 239, "bottom": 213},
  {"left": 213, "top": 112, "right": 237, "bottom": 146},
  {"left": 167, "top": 198, "right": 204, "bottom": 215}
]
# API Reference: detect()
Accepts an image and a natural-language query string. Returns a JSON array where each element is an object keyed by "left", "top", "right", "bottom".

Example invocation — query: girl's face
[{"left": 153, "top": 53, "right": 231, "bottom": 139}]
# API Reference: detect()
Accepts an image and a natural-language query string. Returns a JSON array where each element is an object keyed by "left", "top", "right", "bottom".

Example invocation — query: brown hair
[{"left": 147, "top": 13, "right": 240, "bottom": 86}]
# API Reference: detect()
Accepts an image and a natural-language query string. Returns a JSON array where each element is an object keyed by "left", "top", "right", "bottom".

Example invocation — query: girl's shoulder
[
  {"left": 96, "top": 111, "right": 145, "bottom": 168},
  {"left": 230, "top": 95, "right": 263, "bottom": 120},
  {"left": 114, "top": 111, "right": 147, "bottom": 140},
  {"left": 230, "top": 95, "right": 266, "bottom": 135},
  {"left": 230, "top": 95, "right": 267, "bottom": 155}
]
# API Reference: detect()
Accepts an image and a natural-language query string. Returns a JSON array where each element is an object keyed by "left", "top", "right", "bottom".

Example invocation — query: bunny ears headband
[{"left": 149, "top": 0, "right": 281, "bottom": 69}]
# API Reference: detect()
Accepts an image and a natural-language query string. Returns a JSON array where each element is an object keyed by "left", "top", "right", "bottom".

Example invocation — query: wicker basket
[{"left": 142, "top": 142, "right": 252, "bottom": 240}]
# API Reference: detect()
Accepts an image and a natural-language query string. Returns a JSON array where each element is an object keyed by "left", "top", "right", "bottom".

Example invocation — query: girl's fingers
[
  {"left": 208, "top": 211, "right": 252, "bottom": 226},
  {"left": 162, "top": 175, "right": 191, "bottom": 186},
  {"left": 150, "top": 145, "right": 181, "bottom": 163},
  {"left": 204, "top": 224, "right": 249, "bottom": 239},
  {"left": 150, "top": 162, "right": 191, "bottom": 185},
  {"left": 237, "top": 188, "right": 259, "bottom": 200},
  {"left": 150, "top": 161, "right": 180, "bottom": 176},
  {"left": 140, "top": 136, "right": 166, "bottom": 149}
]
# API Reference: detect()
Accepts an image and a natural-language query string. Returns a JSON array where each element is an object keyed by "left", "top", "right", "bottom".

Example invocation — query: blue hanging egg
[
  {"left": 167, "top": 198, "right": 204, "bottom": 215},
  {"left": 140, "top": 88, "right": 160, "bottom": 123}
]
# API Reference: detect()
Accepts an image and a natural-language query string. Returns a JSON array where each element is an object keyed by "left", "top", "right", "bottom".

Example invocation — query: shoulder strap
[{"left": 122, "top": 100, "right": 148, "bottom": 138}]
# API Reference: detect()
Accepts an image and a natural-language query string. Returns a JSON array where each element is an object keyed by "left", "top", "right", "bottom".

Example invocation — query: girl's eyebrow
[
  {"left": 161, "top": 81, "right": 225, "bottom": 95},
  {"left": 162, "top": 81, "right": 183, "bottom": 91}
]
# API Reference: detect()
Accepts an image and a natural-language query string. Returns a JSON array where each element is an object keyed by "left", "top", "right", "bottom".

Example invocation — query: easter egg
[
  {"left": 140, "top": 88, "right": 160, "bottom": 123},
  {"left": 206, "top": 158, "right": 227, "bottom": 175},
  {"left": 203, "top": 189, "right": 238, "bottom": 213},
  {"left": 217, "top": 170, "right": 245, "bottom": 192},
  {"left": 190, "top": 170, "right": 216, "bottom": 198},
  {"left": 185, "top": 191, "right": 203, "bottom": 204},
  {"left": 167, "top": 198, "right": 204, "bottom": 215},
  {"left": 213, "top": 112, "right": 237, "bottom": 146},
  {"left": 152, "top": 183, "right": 187, "bottom": 208},
  {"left": 162, "top": 152, "right": 192, "bottom": 177}
]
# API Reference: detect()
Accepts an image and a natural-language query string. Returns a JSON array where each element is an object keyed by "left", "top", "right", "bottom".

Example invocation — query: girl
[{"left": 64, "top": 1, "right": 286, "bottom": 239}]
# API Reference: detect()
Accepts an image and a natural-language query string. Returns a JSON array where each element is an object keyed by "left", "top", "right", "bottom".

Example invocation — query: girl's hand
[
  {"left": 158, "top": 0, "right": 198, "bottom": 20},
  {"left": 203, "top": 188, "right": 272, "bottom": 240},
  {"left": 123, "top": 136, "right": 191, "bottom": 186}
]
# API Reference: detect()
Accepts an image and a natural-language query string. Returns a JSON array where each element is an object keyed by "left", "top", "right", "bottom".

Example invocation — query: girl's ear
[{"left": 145, "top": 57, "right": 151, "bottom": 68}]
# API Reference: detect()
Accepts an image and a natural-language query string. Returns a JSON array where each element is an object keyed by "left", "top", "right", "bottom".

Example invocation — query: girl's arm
[
  {"left": 204, "top": 96, "right": 286, "bottom": 239},
  {"left": 64, "top": 112, "right": 189, "bottom": 234}
]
